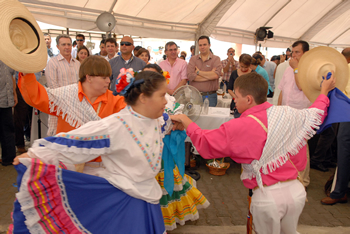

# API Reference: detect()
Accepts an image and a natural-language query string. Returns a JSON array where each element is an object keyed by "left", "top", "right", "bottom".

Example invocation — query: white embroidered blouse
[{"left": 27, "top": 106, "right": 164, "bottom": 204}]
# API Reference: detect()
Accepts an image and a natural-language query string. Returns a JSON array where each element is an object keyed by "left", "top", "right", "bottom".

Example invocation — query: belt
[
  {"left": 253, "top": 179, "right": 296, "bottom": 191},
  {"left": 200, "top": 91, "right": 216, "bottom": 96}
]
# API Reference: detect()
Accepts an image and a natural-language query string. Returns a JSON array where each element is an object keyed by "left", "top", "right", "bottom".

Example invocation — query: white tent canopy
[{"left": 20, "top": 0, "right": 350, "bottom": 49}]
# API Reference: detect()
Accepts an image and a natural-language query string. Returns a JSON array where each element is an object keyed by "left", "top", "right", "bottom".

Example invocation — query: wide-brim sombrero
[
  {"left": 0, "top": 0, "right": 47, "bottom": 73},
  {"left": 298, "top": 46, "right": 349, "bottom": 103}
]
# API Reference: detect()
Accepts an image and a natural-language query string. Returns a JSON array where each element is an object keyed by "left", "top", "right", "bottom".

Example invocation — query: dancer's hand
[
  {"left": 13, "top": 153, "right": 30, "bottom": 165},
  {"left": 170, "top": 114, "right": 193, "bottom": 130},
  {"left": 172, "top": 121, "right": 185, "bottom": 131},
  {"left": 320, "top": 71, "right": 336, "bottom": 96}
]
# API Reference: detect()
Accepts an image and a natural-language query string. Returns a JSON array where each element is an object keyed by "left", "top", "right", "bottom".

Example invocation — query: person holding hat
[
  {"left": 18, "top": 56, "right": 126, "bottom": 170},
  {"left": 170, "top": 71, "right": 336, "bottom": 234},
  {"left": 11, "top": 70, "right": 170, "bottom": 234},
  {"left": 0, "top": 0, "right": 47, "bottom": 165}
]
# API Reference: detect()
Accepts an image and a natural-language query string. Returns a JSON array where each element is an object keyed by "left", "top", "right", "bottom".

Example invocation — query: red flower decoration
[{"left": 116, "top": 74, "right": 128, "bottom": 93}]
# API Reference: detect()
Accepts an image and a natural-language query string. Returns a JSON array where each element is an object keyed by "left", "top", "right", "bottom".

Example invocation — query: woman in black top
[{"left": 228, "top": 54, "right": 256, "bottom": 115}]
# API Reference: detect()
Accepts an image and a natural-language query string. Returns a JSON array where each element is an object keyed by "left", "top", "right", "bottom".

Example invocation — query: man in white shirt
[
  {"left": 46, "top": 34, "right": 80, "bottom": 136},
  {"left": 104, "top": 38, "right": 119, "bottom": 62}
]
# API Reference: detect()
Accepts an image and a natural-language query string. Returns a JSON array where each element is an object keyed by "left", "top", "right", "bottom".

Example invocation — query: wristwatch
[
  {"left": 197, "top": 70, "right": 200, "bottom": 75},
  {"left": 294, "top": 68, "right": 298, "bottom": 74}
]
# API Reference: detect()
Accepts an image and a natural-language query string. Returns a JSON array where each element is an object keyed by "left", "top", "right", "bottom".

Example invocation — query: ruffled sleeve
[{"left": 28, "top": 119, "right": 111, "bottom": 166}]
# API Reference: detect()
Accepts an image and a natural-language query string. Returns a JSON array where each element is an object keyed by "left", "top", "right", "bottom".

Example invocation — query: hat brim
[
  {"left": 298, "top": 46, "right": 349, "bottom": 103},
  {"left": 0, "top": 0, "right": 47, "bottom": 73}
]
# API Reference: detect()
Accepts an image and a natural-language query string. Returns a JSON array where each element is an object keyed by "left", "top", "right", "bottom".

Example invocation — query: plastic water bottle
[{"left": 202, "top": 96, "right": 209, "bottom": 115}]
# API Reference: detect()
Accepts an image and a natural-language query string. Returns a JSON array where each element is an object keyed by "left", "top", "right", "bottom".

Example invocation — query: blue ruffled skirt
[{"left": 8, "top": 159, "right": 165, "bottom": 234}]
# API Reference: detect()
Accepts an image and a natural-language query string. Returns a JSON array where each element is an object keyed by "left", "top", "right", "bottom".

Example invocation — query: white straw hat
[
  {"left": 0, "top": 0, "right": 47, "bottom": 73},
  {"left": 298, "top": 46, "right": 349, "bottom": 102}
]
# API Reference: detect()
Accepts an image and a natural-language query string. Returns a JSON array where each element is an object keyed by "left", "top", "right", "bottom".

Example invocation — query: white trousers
[{"left": 250, "top": 180, "right": 306, "bottom": 234}]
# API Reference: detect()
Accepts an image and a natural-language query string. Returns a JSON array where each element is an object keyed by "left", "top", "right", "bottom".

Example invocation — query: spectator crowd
[{"left": 1, "top": 31, "right": 350, "bottom": 232}]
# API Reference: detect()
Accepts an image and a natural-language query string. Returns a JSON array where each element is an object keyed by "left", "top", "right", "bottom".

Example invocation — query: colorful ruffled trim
[
  {"left": 155, "top": 166, "right": 210, "bottom": 231},
  {"left": 16, "top": 158, "right": 91, "bottom": 233}
]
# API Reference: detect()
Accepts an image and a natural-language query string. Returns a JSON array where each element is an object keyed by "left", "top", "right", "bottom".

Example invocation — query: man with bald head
[{"left": 109, "top": 36, "right": 146, "bottom": 95}]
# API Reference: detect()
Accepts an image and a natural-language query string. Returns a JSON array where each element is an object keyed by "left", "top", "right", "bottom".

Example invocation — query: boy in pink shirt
[{"left": 171, "top": 72, "right": 336, "bottom": 234}]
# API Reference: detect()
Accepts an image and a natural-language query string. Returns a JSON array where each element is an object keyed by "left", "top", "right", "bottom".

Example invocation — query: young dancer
[
  {"left": 143, "top": 64, "right": 210, "bottom": 231},
  {"left": 18, "top": 55, "right": 126, "bottom": 170},
  {"left": 18, "top": 55, "right": 126, "bottom": 135},
  {"left": 11, "top": 71, "right": 168, "bottom": 234},
  {"left": 170, "top": 72, "right": 336, "bottom": 234}
]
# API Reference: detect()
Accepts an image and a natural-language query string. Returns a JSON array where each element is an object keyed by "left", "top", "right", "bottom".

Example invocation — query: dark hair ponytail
[{"left": 124, "top": 71, "right": 166, "bottom": 105}]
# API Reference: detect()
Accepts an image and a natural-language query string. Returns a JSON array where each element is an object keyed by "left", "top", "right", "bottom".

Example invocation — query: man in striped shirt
[{"left": 45, "top": 34, "right": 81, "bottom": 136}]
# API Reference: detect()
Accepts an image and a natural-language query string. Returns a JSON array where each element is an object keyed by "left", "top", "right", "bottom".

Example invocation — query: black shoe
[
  {"left": 310, "top": 163, "right": 329, "bottom": 172},
  {"left": 323, "top": 162, "right": 337, "bottom": 168}
]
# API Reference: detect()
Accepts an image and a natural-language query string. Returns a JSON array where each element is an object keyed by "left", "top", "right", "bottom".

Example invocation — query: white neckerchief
[
  {"left": 46, "top": 84, "right": 101, "bottom": 129},
  {"left": 241, "top": 105, "right": 324, "bottom": 191}
]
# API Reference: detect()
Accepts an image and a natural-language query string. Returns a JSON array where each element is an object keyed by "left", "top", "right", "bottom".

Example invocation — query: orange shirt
[{"left": 19, "top": 73, "right": 126, "bottom": 134}]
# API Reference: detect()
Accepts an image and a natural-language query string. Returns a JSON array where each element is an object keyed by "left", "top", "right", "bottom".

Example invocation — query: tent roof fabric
[{"left": 19, "top": 0, "right": 350, "bottom": 48}]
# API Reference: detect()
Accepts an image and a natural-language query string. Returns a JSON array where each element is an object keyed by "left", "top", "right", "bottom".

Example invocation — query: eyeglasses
[
  {"left": 76, "top": 39, "right": 84, "bottom": 42},
  {"left": 120, "top": 42, "right": 133, "bottom": 46}
]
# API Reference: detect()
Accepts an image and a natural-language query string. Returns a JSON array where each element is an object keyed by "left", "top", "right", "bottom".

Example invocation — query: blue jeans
[{"left": 202, "top": 92, "right": 217, "bottom": 107}]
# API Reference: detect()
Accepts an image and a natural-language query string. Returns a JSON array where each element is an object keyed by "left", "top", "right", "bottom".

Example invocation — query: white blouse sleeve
[{"left": 28, "top": 119, "right": 112, "bottom": 165}]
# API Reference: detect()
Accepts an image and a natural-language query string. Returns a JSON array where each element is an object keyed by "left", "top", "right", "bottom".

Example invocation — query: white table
[
  {"left": 217, "top": 95, "right": 274, "bottom": 107},
  {"left": 190, "top": 111, "right": 233, "bottom": 130},
  {"left": 186, "top": 107, "right": 233, "bottom": 144},
  {"left": 186, "top": 107, "right": 233, "bottom": 154}
]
